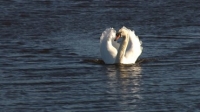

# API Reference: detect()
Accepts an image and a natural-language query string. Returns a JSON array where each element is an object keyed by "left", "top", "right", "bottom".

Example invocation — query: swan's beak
[{"left": 114, "top": 32, "right": 121, "bottom": 41}]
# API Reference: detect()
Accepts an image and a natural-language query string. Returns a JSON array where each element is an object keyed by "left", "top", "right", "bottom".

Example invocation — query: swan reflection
[{"left": 105, "top": 64, "right": 142, "bottom": 109}]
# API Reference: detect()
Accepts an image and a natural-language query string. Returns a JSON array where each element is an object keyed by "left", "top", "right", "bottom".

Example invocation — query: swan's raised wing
[
  {"left": 123, "top": 30, "right": 143, "bottom": 64},
  {"left": 100, "top": 28, "right": 120, "bottom": 64}
]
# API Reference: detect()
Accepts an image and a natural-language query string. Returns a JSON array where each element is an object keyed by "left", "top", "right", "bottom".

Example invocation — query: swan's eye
[{"left": 116, "top": 32, "right": 121, "bottom": 37}]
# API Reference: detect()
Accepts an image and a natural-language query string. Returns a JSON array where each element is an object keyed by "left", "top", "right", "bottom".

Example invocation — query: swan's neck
[{"left": 115, "top": 34, "right": 129, "bottom": 63}]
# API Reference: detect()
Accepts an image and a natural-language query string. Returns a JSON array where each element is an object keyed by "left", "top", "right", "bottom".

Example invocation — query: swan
[{"left": 100, "top": 26, "right": 143, "bottom": 64}]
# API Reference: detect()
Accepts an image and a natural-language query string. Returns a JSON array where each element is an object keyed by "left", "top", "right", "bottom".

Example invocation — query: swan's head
[{"left": 114, "top": 27, "right": 128, "bottom": 41}]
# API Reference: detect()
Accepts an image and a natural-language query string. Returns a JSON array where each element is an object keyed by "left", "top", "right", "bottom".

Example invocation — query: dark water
[{"left": 1, "top": 0, "right": 200, "bottom": 111}]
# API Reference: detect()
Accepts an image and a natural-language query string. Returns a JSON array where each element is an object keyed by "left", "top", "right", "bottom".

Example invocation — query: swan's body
[{"left": 100, "top": 26, "right": 142, "bottom": 64}]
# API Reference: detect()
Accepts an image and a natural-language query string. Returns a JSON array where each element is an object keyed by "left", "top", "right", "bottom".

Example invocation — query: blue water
[{"left": 0, "top": 0, "right": 200, "bottom": 112}]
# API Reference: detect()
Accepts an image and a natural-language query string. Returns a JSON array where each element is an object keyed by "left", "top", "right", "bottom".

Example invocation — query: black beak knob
[{"left": 116, "top": 32, "right": 121, "bottom": 37}]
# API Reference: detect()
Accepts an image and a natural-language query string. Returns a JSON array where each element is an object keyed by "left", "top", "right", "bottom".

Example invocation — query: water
[{"left": 0, "top": 0, "right": 200, "bottom": 111}]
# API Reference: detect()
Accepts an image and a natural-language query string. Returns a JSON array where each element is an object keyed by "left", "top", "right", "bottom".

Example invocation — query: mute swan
[{"left": 100, "top": 26, "right": 142, "bottom": 64}]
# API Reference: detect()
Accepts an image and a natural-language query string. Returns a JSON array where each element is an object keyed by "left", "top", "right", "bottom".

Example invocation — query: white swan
[{"left": 100, "top": 26, "right": 143, "bottom": 64}]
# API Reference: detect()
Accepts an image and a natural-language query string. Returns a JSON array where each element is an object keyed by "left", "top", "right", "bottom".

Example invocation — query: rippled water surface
[{"left": 1, "top": 0, "right": 200, "bottom": 112}]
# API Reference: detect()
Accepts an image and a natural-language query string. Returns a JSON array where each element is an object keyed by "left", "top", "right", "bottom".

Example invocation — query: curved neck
[{"left": 115, "top": 34, "right": 129, "bottom": 63}]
